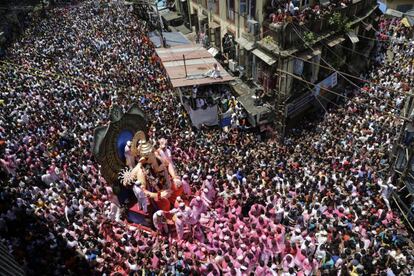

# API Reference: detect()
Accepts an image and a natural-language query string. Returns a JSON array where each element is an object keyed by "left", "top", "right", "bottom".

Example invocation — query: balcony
[{"left": 261, "top": 0, "right": 378, "bottom": 51}]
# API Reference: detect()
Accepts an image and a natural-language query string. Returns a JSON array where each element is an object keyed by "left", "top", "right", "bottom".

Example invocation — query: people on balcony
[{"left": 268, "top": 0, "right": 354, "bottom": 25}]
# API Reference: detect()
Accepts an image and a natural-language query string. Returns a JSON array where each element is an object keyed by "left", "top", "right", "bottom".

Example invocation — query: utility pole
[
  {"left": 187, "top": 0, "right": 192, "bottom": 31},
  {"left": 275, "top": 53, "right": 287, "bottom": 141},
  {"left": 154, "top": 1, "right": 165, "bottom": 47}
]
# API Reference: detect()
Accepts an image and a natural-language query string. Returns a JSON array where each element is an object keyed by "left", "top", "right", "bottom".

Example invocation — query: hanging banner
[
  {"left": 314, "top": 72, "right": 337, "bottom": 97},
  {"left": 293, "top": 59, "right": 304, "bottom": 75}
]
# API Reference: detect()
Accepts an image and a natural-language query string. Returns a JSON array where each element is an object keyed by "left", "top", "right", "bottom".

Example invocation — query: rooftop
[
  {"left": 232, "top": 81, "right": 272, "bottom": 116},
  {"left": 156, "top": 45, "right": 235, "bottom": 88}
]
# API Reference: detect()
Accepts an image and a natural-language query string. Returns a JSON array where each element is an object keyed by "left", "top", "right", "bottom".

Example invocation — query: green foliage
[
  {"left": 344, "top": 22, "right": 353, "bottom": 33},
  {"left": 263, "top": 35, "right": 276, "bottom": 45},
  {"left": 303, "top": 31, "right": 317, "bottom": 46},
  {"left": 327, "top": 12, "right": 354, "bottom": 33},
  {"left": 328, "top": 12, "right": 342, "bottom": 27}
]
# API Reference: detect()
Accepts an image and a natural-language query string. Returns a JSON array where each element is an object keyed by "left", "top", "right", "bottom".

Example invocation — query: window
[
  {"left": 208, "top": 0, "right": 219, "bottom": 14},
  {"left": 240, "top": 0, "right": 247, "bottom": 14},
  {"left": 227, "top": 0, "right": 235, "bottom": 21},
  {"left": 248, "top": 0, "right": 256, "bottom": 20},
  {"left": 243, "top": 0, "right": 256, "bottom": 29}
]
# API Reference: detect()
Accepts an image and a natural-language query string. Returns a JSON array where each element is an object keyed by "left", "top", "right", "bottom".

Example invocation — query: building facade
[
  {"left": 188, "top": 0, "right": 379, "bottom": 135},
  {"left": 390, "top": 95, "right": 414, "bottom": 231},
  {"left": 188, "top": 0, "right": 264, "bottom": 73}
]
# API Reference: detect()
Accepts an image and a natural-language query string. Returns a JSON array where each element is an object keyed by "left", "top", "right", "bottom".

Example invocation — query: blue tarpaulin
[
  {"left": 149, "top": 31, "right": 191, "bottom": 48},
  {"left": 378, "top": 1, "right": 387, "bottom": 13},
  {"left": 156, "top": 0, "right": 168, "bottom": 10}
]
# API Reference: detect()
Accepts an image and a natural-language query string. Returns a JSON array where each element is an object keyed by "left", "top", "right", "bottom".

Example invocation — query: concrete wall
[{"left": 379, "top": 0, "right": 414, "bottom": 12}]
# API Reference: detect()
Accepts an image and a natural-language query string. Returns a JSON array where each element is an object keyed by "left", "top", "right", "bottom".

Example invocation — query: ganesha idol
[{"left": 119, "top": 131, "right": 183, "bottom": 212}]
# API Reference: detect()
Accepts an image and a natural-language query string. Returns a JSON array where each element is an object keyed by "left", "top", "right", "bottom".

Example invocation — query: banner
[
  {"left": 313, "top": 72, "right": 337, "bottom": 97},
  {"left": 293, "top": 58, "right": 304, "bottom": 75}
]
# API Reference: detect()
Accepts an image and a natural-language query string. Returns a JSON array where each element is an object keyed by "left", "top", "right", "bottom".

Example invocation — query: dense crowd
[{"left": 1, "top": 1, "right": 414, "bottom": 275}]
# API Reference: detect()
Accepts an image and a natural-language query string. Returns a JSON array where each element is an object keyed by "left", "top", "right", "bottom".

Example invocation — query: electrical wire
[
  {"left": 285, "top": 52, "right": 414, "bottom": 98},
  {"left": 277, "top": 67, "right": 408, "bottom": 121},
  {"left": 290, "top": 23, "right": 406, "bottom": 113}
]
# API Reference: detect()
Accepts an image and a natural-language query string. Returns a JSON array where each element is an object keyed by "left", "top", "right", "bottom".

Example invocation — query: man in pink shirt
[
  {"left": 174, "top": 212, "right": 185, "bottom": 240},
  {"left": 181, "top": 175, "right": 191, "bottom": 196},
  {"left": 189, "top": 196, "right": 208, "bottom": 221}
]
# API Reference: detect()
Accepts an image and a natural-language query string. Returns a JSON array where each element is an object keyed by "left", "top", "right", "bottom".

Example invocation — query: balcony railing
[{"left": 262, "top": 0, "right": 377, "bottom": 51}]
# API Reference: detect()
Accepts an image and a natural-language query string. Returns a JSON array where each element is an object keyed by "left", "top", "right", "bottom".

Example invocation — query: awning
[
  {"left": 210, "top": 21, "right": 220, "bottom": 29},
  {"left": 208, "top": 47, "right": 219, "bottom": 57},
  {"left": 347, "top": 31, "right": 359, "bottom": 44},
  {"left": 160, "top": 11, "right": 182, "bottom": 22},
  {"left": 149, "top": 31, "right": 191, "bottom": 48},
  {"left": 385, "top": 9, "right": 403, "bottom": 18},
  {"left": 156, "top": 45, "right": 235, "bottom": 88},
  {"left": 296, "top": 48, "right": 322, "bottom": 60},
  {"left": 235, "top": 37, "right": 255, "bottom": 51},
  {"left": 378, "top": 2, "right": 387, "bottom": 13},
  {"left": 174, "top": 24, "right": 192, "bottom": 35},
  {"left": 327, "top": 37, "right": 345, "bottom": 47},
  {"left": 199, "top": 14, "right": 208, "bottom": 22},
  {"left": 252, "top": 49, "right": 276, "bottom": 66}
]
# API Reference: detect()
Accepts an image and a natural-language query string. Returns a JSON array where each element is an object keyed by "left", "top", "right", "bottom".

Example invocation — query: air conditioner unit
[
  {"left": 229, "top": 59, "right": 238, "bottom": 72},
  {"left": 247, "top": 19, "right": 259, "bottom": 36}
]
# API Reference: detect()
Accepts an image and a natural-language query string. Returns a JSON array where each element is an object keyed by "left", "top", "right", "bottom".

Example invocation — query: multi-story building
[
  {"left": 187, "top": 0, "right": 263, "bottom": 70},
  {"left": 188, "top": 0, "right": 380, "bottom": 135},
  {"left": 390, "top": 96, "right": 414, "bottom": 231}
]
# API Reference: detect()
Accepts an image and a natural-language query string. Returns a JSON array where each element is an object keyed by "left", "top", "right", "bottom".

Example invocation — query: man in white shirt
[{"left": 132, "top": 181, "right": 148, "bottom": 213}]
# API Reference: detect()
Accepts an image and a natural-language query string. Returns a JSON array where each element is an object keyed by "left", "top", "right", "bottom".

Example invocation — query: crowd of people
[
  {"left": 268, "top": 0, "right": 354, "bottom": 24},
  {"left": 1, "top": 0, "right": 414, "bottom": 275}
]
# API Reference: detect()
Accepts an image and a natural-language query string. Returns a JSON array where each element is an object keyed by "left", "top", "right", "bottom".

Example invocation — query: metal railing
[{"left": 263, "top": 0, "right": 378, "bottom": 50}]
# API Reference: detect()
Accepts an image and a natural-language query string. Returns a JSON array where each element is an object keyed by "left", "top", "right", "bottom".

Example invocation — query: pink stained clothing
[
  {"left": 260, "top": 248, "right": 273, "bottom": 265},
  {"left": 202, "top": 187, "right": 215, "bottom": 203},
  {"left": 233, "top": 218, "right": 245, "bottom": 231},
  {"left": 175, "top": 217, "right": 185, "bottom": 240},
  {"left": 236, "top": 248, "right": 244, "bottom": 258},
  {"left": 282, "top": 254, "right": 295, "bottom": 272},
  {"left": 158, "top": 147, "right": 172, "bottom": 163},
  {"left": 181, "top": 179, "right": 191, "bottom": 195},
  {"left": 323, "top": 209, "right": 334, "bottom": 218},
  {"left": 193, "top": 226, "right": 206, "bottom": 243},
  {"left": 249, "top": 203, "right": 266, "bottom": 218},
  {"left": 203, "top": 181, "right": 216, "bottom": 200},
  {"left": 302, "top": 258, "right": 313, "bottom": 275},
  {"left": 230, "top": 258, "right": 241, "bottom": 269},
  {"left": 275, "top": 234, "right": 285, "bottom": 254},
  {"left": 151, "top": 254, "right": 159, "bottom": 270},
  {"left": 184, "top": 251, "right": 192, "bottom": 260},
  {"left": 207, "top": 231, "right": 214, "bottom": 243},
  {"left": 190, "top": 198, "right": 207, "bottom": 220},
  {"left": 295, "top": 248, "right": 306, "bottom": 267},
  {"left": 255, "top": 266, "right": 266, "bottom": 276},
  {"left": 333, "top": 209, "right": 345, "bottom": 218},
  {"left": 386, "top": 211, "right": 394, "bottom": 220},
  {"left": 0, "top": 158, "right": 16, "bottom": 175},
  {"left": 194, "top": 250, "right": 205, "bottom": 260},
  {"left": 201, "top": 191, "right": 212, "bottom": 205}
]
